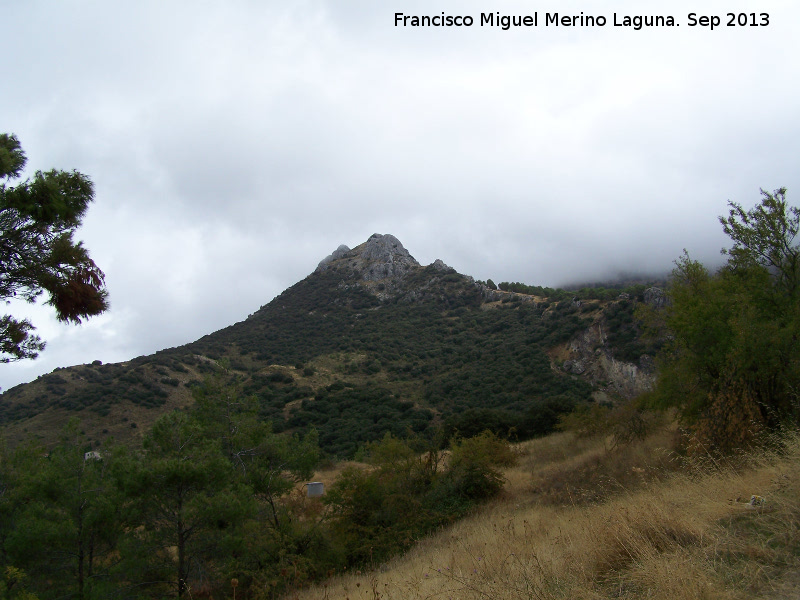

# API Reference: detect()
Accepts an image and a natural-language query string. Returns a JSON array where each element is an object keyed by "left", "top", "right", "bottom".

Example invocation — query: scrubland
[{"left": 290, "top": 427, "right": 800, "bottom": 600}]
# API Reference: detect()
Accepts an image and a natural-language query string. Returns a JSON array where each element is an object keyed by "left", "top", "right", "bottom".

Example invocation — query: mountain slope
[{"left": 0, "top": 234, "right": 663, "bottom": 455}]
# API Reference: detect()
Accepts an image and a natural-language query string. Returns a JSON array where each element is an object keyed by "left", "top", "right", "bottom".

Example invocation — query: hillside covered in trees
[{"left": 0, "top": 234, "right": 665, "bottom": 455}]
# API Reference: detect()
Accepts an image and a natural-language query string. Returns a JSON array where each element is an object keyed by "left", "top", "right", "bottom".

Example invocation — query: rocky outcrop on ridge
[
  {"left": 316, "top": 244, "right": 351, "bottom": 270},
  {"left": 643, "top": 286, "right": 670, "bottom": 309},
  {"left": 315, "top": 234, "right": 420, "bottom": 280}
]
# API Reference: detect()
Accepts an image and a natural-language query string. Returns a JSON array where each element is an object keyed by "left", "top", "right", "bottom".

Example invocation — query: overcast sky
[{"left": 2, "top": 0, "right": 799, "bottom": 390}]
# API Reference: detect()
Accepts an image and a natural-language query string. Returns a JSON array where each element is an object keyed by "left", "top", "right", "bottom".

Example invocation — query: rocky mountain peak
[
  {"left": 358, "top": 233, "right": 416, "bottom": 266},
  {"left": 315, "top": 234, "right": 420, "bottom": 281}
]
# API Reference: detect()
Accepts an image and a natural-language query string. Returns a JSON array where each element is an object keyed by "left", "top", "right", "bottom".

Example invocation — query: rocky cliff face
[
  {"left": 559, "top": 287, "right": 668, "bottom": 400},
  {"left": 562, "top": 322, "right": 656, "bottom": 400}
]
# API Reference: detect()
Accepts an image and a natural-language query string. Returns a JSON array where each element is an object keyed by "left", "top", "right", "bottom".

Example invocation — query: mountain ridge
[{"left": 0, "top": 233, "right": 665, "bottom": 454}]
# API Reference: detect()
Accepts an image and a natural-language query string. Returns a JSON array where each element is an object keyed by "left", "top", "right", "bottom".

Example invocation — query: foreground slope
[{"left": 295, "top": 430, "right": 800, "bottom": 600}]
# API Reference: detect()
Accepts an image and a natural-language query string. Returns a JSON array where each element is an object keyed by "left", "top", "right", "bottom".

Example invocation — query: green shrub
[
  {"left": 325, "top": 432, "right": 510, "bottom": 567},
  {"left": 446, "top": 431, "right": 515, "bottom": 499}
]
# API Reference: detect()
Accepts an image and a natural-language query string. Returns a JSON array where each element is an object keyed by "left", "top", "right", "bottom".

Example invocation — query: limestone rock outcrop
[
  {"left": 562, "top": 321, "right": 656, "bottom": 400},
  {"left": 430, "top": 259, "right": 454, "bottom": 273},
  {"left": 316, "top": 244, "right": 351, "bottom": 271},
  {"left": 315, "top": 234, "right": 420, "bottom": 281},
  {"left": 643, "top": 287, "right": 669, "bottom": 309}
]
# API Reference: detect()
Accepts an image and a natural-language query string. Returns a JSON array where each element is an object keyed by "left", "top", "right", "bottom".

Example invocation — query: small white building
[{"left": 306, "top": 482, "right": 324, "bottom": 497}]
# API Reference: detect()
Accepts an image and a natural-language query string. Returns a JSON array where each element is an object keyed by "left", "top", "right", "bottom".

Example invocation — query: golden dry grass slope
[{"left": 291, "top": 429, "right": 800, "bottom": 600}]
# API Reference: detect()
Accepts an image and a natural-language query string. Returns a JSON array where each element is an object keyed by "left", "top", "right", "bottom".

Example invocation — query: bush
[
  {"left": 558, "top": 403, "right": 613, "bottom": 439},
  {"left": 559, "top": 401, "right": 667, "bottom": 450},
  {"left": 325, "top": 432, "right": 511, "bottom": 567},
  {"left": 446, "top": 431, "right": 516, "bottom": 500}
]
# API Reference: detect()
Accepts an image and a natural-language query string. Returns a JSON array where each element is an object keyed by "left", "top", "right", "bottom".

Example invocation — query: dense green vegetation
[
  {"left": 218, "top": 290, "right": 597, "bottom": 456},
  {"left": 603, "top": 298, "right": 665, "bottom": 363},
  {"left": 0, "top": 361, "right": 175, "bottom": 422},
  {"left": 326, "top": 430, "right": 515, "bottom": 566},
  {"left": 2, "top": 262, "right": 622, "bottom": 455},
  {"left": 185, "top": 269, "right": 603, "bottom": 455},
  {"left": 649, "top": 188, "right": 800, "bottom": 451},
  {"left": 282, "top": 382, "right": 433, "bottom": 457},
  {"left": 0, "top": 375, "right": 513, "bottom": 600}
]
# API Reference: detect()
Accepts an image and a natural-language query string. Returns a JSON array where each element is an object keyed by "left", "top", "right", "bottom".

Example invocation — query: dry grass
[
  {"left": 518, "top": 424, "right": 680, "bottom": 506},
  {"left": 286, "top": 430, "right": 800, "bottom": 600},
  {"left": 308, "top": 460, "right": 370, "bottom": 490}
]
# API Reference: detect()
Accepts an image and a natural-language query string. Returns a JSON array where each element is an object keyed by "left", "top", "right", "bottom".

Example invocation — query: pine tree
[{"left": 0, "top": 134, "right": 108, "bottom": 363}]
